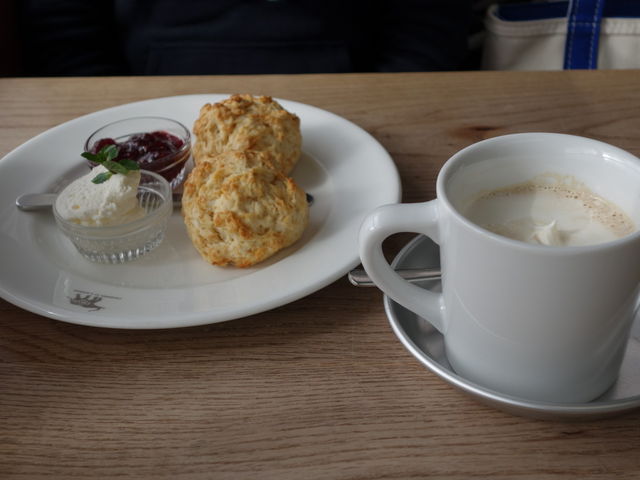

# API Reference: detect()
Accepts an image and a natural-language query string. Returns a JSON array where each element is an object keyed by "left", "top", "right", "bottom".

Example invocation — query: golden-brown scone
[
  {"left": 182, "top": 150, "right": 309, "bottom": 267},
  {"left": 194, "top": 148, "right": 276, "bottom": 172},
  {"left": 193, "top": 94, "right": 302, "bottom": 175}
]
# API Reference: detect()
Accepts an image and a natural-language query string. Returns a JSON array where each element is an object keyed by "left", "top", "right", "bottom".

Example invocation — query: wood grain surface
[{"left": 1, "top": 71, "right": 640, "bottom": 479}]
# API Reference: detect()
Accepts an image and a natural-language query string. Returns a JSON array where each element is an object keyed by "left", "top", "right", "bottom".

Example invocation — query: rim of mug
[{"left": 437, "top": 132, "right": 640, "bottom": 254}]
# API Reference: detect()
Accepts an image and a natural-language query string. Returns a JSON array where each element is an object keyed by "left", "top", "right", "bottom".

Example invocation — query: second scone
[
  {"left": 182, "top": 150, "right": 309, "bottom": 267},
  {"left": 193, "top": 94, "right": 302, "bottom": 175}
]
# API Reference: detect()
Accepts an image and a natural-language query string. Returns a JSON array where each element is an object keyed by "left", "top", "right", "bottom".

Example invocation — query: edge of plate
[{"left": 0, "top": 94, "right": 402, "bottom": 329}]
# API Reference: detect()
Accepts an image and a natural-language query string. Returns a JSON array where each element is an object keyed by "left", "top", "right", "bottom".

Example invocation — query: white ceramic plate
[{"left": 0, "top": 94, "right": 401, "bottom": 329}]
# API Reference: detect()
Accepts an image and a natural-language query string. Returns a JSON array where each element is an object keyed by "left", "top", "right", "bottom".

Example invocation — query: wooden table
[{"left": 1, "top": 71, "right": 640, "bottom": 479}]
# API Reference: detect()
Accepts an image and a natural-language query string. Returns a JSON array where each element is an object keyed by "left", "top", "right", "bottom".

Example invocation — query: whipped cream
[
  {"left": 530, "top": 220, "right": 562, "bottom": 246},
  {"left": 55, "top": 165, "right": 145, "bottom": 227}
]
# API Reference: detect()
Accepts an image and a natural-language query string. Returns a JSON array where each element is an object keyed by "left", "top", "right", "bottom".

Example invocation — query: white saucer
[{"left": 384, "top": 235, "right": 640, "bottom": 420}]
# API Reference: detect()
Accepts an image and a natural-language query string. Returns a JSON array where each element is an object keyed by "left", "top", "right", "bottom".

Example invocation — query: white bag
[{"left": 482, "top": 0, "right": 640, "bottom": 70}]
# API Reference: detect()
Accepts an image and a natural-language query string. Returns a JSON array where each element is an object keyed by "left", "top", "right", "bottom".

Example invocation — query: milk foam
[{"left": 462, "top": 174, "right": 635, "bottom": 246}]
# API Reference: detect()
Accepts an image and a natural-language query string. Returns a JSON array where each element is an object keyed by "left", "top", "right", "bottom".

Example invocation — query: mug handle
[{"left": 358, "top": 200, "right": 446, "bottom": 333}]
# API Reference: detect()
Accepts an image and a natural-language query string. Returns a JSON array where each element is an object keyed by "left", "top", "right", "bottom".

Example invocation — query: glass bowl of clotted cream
[{"left": 53, "top": 167, "right": 172, "bottom": 263}]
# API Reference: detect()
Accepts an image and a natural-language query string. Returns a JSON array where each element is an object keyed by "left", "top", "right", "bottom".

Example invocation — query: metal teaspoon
[
  {"left": 347, "top": 268, "right": 441, "bottom": 286},
  {"left": 17, "top": 192, "right": 440, "bottom": 286}
]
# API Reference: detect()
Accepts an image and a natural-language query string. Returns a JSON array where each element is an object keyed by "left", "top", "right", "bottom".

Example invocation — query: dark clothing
[{"left": 20, "top": 0, "right": 471, "bottom": 76}]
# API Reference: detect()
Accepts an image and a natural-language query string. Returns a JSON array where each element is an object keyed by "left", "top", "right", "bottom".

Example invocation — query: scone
[
  {"left": 194, "top": 148, "right": 277, "bottom": 172},
  {"left": 182, "top": 150, "right": 309, "bottom": 267},
  {"left": 193, "top": 94, "right": 302, "bottom": 175}
]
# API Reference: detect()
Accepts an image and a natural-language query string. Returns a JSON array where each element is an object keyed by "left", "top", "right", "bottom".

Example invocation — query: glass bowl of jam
[{"left": 84, "top": 117, "right": 191, "bottom": 190}]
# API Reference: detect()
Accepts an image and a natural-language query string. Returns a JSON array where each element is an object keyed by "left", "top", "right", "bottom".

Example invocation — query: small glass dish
[
  {"left": 53, "top": 170, "right": 172, "bottom": 264},
  {"left": 84, "top": 116, "right": 191, "bottom": 190}
]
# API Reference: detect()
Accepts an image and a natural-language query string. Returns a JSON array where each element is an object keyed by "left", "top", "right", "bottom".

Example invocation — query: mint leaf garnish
[
  {"left": 102, "top": 144, "right": 119, "bottom": 161},
  {"left": 102, "top": 160, "right": 129, "bottom": 175},
  {"left": 81, "top": 151, "right": 99, "bottom": 162},
  {"left": 119, "top": 158, "right": 140, "bottom": 171},
  {"left": 91, "top": 171, "right": 113, "bottom": 184},
  {"left": 83, "top": 145, "right": 140, "bottom": 183}
]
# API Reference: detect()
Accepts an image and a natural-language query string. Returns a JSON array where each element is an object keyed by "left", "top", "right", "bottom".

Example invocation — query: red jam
[{"left": 88, "top": 130, "right": 190, "bottom": 185}]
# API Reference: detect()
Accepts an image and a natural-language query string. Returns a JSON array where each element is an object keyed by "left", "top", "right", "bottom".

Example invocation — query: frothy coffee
[{"left": 462, "top": 173, "right": 635, "bottom": 246}]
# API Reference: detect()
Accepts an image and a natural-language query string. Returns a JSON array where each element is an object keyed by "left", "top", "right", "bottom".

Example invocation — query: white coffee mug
[{"left": 359, "top": 133, "right": 640, "bottom": 403}]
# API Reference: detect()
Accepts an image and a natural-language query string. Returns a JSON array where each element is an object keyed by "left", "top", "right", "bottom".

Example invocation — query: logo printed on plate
[{"left": 67, "top": 289, "right": 122, "bottom": 312}]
